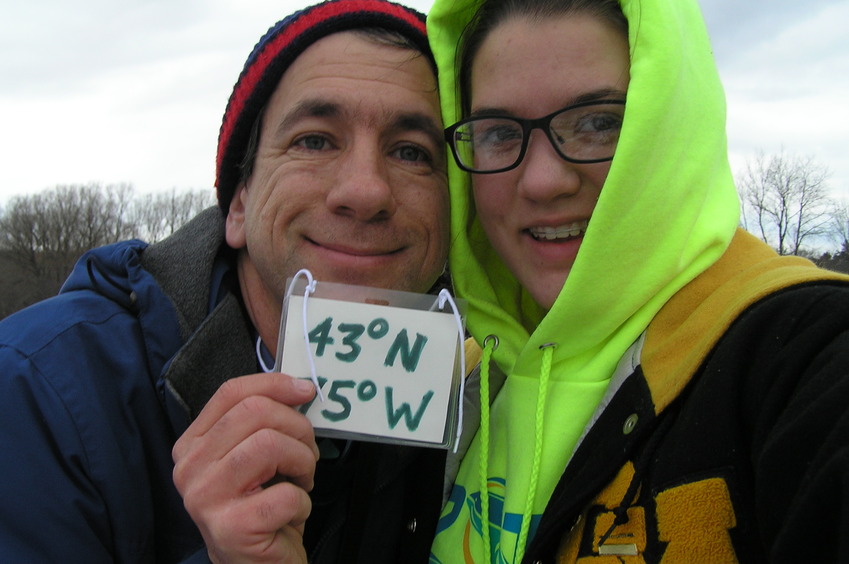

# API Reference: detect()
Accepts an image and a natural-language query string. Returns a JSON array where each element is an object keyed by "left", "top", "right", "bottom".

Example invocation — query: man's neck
[{"left": 235, "top": 251, "right": 282, "bottom": 360}]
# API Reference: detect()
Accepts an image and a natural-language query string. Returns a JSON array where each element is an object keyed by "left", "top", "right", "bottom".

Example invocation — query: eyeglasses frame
[{"left": 444, "top": 99, "right": 626, "bottom": 174}]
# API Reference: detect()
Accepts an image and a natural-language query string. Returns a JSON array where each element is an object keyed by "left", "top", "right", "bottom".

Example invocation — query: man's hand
[{"left": 173, "top": 373, "right": 319, "bottom": 563}]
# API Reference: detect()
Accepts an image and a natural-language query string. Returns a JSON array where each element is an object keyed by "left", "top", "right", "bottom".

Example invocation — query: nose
[
  {"left": 325, "top": 143, "right": 397, "bottom": 221},
  {"left": 516, "top": 130, "right": 582, "bottom": 203}
]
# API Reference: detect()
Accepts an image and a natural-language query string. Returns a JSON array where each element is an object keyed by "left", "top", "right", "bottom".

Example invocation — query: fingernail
[{"left": 293, "top": 378, "right": 316, "bottom": 395}]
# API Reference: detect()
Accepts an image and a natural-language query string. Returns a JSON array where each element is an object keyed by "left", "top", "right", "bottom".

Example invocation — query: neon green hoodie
[{"left": 428, "top": 0, "right": 740, "bottom": 562}]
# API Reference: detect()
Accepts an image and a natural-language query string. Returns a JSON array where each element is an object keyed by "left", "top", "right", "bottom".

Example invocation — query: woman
[{"left": 427, "top": 0, "right": 849, "bottom": 562}]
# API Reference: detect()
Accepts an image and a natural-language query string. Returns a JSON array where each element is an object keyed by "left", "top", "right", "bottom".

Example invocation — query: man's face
[{"left": 226, "top": 31, "right": 449, "bottom": 333}]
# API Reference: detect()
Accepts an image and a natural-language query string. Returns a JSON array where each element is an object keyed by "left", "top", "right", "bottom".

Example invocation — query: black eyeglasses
[{"left": 444, "top": 100, "right": 625, "bottom": 174}]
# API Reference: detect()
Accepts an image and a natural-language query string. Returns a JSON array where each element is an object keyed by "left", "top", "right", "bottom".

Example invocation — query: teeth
[{"left": 529, "top": 222, "right": 587, "bottom": 240}]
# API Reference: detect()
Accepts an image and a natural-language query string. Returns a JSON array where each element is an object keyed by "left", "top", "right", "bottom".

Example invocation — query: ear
[{"left": 225, "top": 183, "right": 248, "bottom": 249}]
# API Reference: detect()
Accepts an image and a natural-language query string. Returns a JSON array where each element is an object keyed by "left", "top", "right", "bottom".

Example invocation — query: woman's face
[{"left": 469, "top": 14, "right": 630, "bottom": 310}]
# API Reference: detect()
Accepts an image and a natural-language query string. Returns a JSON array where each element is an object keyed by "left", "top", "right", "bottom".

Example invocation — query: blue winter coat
[
  {"left": 0, "top": 220, "right": 214, "bottom": 562},
  {"left": 0, "top": 208, "right": 445, "bottom": 563}
]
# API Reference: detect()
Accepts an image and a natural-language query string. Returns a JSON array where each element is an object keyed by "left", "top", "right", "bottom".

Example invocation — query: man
[{"left": 0, "top": 1, "right": 449, "bottom": 562}]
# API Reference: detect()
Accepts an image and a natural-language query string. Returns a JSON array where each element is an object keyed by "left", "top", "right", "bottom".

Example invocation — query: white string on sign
[
  {"left": 436, "top": 288, "right": 466, "bottom": 453},
  {"left": 284, "top": 269, "right": 324, "bottom": 402},
  {"left": 256, "top": 335, "right": 273, "bottom": 373}
]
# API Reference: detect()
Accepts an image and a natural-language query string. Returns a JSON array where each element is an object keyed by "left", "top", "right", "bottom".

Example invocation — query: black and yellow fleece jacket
[{"left": 427, "top": 0, "right": 849, "bottom": 562}]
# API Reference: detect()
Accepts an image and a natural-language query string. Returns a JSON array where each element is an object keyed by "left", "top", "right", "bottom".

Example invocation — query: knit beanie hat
[{"left": 215, "top": 0, "right": 433, "bottom": 212}]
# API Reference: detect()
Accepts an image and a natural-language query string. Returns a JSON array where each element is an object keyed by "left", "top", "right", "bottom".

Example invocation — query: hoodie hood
[
  {"left": 429, "top": 0, "right": 739, "bottom": 390},
  {"left": 428, "top": 0, "right": 740, "bottom": 561}
]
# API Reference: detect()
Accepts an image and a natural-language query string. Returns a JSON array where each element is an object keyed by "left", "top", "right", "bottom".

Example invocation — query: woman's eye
[
  {"left": 479, "top": 123, "right": 522, "bottom": 148},
  {"left": 590, "top": 114, "right": 622, "bottom": 132},
  {"left": 574, "top": 112, "right": 623, "bottom": 134}
]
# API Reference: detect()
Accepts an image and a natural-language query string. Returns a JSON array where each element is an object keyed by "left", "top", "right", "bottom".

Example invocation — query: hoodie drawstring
[
  {"left": 479, "top": 337, "right": 555, "bottom": 564},
  {"left": 478, "top": 336, "right": 495, "bottom": 564}
]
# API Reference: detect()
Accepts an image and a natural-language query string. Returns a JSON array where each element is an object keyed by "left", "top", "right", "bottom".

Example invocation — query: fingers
[
  {"left": 183, "top": 426, "right": 318, "bottom": 498},
  {"left": 173, "top": 375, "right": 320, "bottom": 495},
  {"left": 172, "top": 373, "right": 317, "bottom": 459},
  {"left": 172, "top": 372, "right": 320, "bottom": 563},
  {"left": 183, "top": 373, "right": 316, "bottom": 440},
  {"left": 211, "top": 481, "right": 312, "bottom": 539},
  {"left": 178, "top": 394, "right": 319, "bottom": 478},
  {"left": 199, "top": 482, "right": 313, "bottom": 560}
]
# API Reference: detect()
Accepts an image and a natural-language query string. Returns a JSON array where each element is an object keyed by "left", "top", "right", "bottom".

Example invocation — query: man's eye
[
  {"left": 394, "top": 144, "right": 432, "bottom": 164},
  {"left": 294, "top": 135, "right": 332, "bottom": 151}
]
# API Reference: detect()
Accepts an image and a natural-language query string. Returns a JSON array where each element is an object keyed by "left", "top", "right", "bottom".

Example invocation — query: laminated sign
[{"left": 275, "top": 271, "right": 466, "bottom": 449}]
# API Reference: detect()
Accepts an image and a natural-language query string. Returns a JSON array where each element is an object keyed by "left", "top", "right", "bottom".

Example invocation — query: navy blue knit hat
[{"left": 215, "top": 0, "right": 433, "bottom": 211}]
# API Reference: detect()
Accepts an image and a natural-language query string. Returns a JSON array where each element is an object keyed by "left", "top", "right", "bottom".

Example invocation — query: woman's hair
[{"left": 458, "top": 0, "right": 628, "bottom": 113}]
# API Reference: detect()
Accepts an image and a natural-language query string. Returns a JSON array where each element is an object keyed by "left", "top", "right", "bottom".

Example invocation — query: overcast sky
[{"left": 1, "top": 0, "right": 847, "bottom": 206}]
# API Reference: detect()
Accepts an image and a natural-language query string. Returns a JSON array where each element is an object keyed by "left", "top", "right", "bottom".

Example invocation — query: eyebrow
[
  {"left": 275, "top": 98, "right": 444, "bottom": 150},
  {"left": 391, "top": 113, "right": 444, "bottom": 152},
  {"left": 469, "top": 88, "right": 627, "bottom": 118},
  {"left": 275, "top": 99, "right": 340, "bottom": 138}
]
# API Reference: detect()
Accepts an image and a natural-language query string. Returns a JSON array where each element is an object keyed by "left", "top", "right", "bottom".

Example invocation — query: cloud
[
  {"left": 1, "top": 0, "right": 846, "bottom": 206},
  {"left": 0, "top": 0, "right": 436, "bottom": 202},
  {"left": 714, "top": 1, "right": 849, "bottom": 196},
  {"left": 0, "top": 1, "right": 309, "bottom": 197}
]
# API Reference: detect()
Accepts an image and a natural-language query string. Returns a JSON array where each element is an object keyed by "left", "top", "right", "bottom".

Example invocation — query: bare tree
[
  {"left": 811, "top": 199, "right": 849, "bottom": 274},
  {"left": 737, "top": 151, "right": 834, "bottom": 255},
  {"left": 130, "top": 188, "right": 216, "bottom": 243},
  {"left": 0, "top": 183, "right": 215, "bottom": 318},
  {"left": 0, "top": 182, "right": 137, "bottom": 308},
  {"left": 828, "top": 199, "right": 849, "bottom": 251}
]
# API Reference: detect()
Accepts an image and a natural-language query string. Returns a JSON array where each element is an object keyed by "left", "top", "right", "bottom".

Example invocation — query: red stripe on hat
[{"left": 216, "top": 0, "right": 426, "bottom": 183}]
